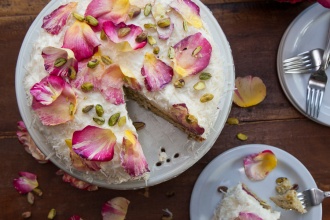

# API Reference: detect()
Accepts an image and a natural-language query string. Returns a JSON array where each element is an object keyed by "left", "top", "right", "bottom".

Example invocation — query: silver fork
[
  {"left": 283, "top": 49, "right": 324, "bottom": 74},
  {"left": 297, "top": 188, "right": 330, "bottom": 209},
  {"left": 306, "top": 33, "right": 330, "bottom": 118}
]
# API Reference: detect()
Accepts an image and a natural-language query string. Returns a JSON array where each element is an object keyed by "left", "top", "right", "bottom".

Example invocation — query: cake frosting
[{"left": 24, "top": 0, "right": 225, "bottom": 184}]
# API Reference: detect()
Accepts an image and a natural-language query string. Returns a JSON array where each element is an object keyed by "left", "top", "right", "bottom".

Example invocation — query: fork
[
  {"left": 297, "top": 188, "right": 330, "bottom": 209},
  {"left": 283, "top": 49, "right": 324, "bottom": 74},
  {"left": 306, "top": 27, "right": 330, "bottom": 118}
]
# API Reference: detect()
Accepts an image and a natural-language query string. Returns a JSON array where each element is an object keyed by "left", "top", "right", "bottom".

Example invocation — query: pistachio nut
[
  {"left": 93, "top": 116, "right": 105, "bottom": 125},
  {"left": 183, "top": 20, "right": 188, "bottom": 31},
  {"left": 144, "top": 3, "right": 152, "bottom": 16},
  {"left": 81, "top": 82, "right": 94, "bottom": 92},
  {"left": 192, "top": 46, "right": 202, "bottom": 57},
  {"left": 27, "top": 192, "right": 34, "bottom": 205},
  {"left": 185, "top": 114, "right": 197, "bottom": 124},
  {"left": 199, "top": 72, "right": 212, "bottom": 80},
  {"left": 101, "top": 55, "right": 112, "bottom": 65},
  {"left": 68, "top": 66, "right": 77, "bottom": 80},
  {"left": 135, "top": 32, "right": 147, "bottom": 43},
  {"left": 147, "top": 36, "right": 156, "bottom": 45},
  {"left": 133, "top": 121, "right": 146, "bottom": 130},
  {"left": 95, "top": 104, "right": 104, "bottom": 117},
  {"left": 118, "top": 116, "right": 127, "bottom": 127},
  {"left": 100, "top": 30, "right": 107, "bottom": 40},
  {"left": 82, "top": 105, "right": 94, "bottom": 113},
  {"left": 47, "top": 208, "right": 56, "bottom": 219},
  {"left": 32, "top": 188, "right": 43, "bottom": 196},
  {"left": 87, "top": 59, "right": 99, "bottom": 68},
  {"left": 153, "top": 46, "right": 160, "bottom": 55},
  {"left": 200, "top": 93, "right": 214, "bottom": 103},
  {"left": 157, "top": 18, "right": 171, "bottom": 28},
  {"left": 193, "top": 81, "right": 205, "bottom": 90},
  {"left": 54, "top": 57, "right": 67, "bottom": 67},
  {"left": 72, "top": 12, "right": 85, "bottom": 22},
  {"left": 118, "top": 27, "right": 131, "bottom": 38},
  {"left": 108, "top": 112, "right": 120, "bottom": 126},
  {"left": 69, "top": 102, "right": 75, "bottom": 116},
  {"left": 85, "top": 15, "right": 99, "bottom": 26},
  {"left": 128, "top": 6, "right": 141, "bottom": 19},
  {"left": 226, "top": 117, "right": 239, "bottom": 125},
  {"left": 144, "top": 23, "right": 156, "bottom": 29},
  {"left": 168, "top": 46, "right": 175, "bottom": 59},
  {"left": 237, "top": 133, "right": 248, "bottom": 141},
  {"left": 174, "top": 79, "right": 185, "bottom": 88}
]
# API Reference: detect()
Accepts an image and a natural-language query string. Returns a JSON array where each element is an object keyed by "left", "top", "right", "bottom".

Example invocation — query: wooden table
[{"left": 2, "top": 0, "right": 330, "bottom": 219}]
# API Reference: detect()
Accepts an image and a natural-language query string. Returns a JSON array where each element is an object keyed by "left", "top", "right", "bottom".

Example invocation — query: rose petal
[
  {"left": 318, "top": 0, "right": 330, "bottom": 8},
  {"left": 233, "top": 76, "right": 266, "bottom": 107},
  {"left": 70, "top": 59, "right": 97, "bottom": 89},
  {"left": 173, "top": 32, "right": 212, "bottom": 77},
  {"left": 42, "top": 47, "right": 78, "bottom": 78},
  {"left": 102, "top": 197, "right": 130, "bottom": 220},
  {"left": 42, "top": 2, "right": 78, "bottom": 35},
  {"left": 170, "top": 103, "right": 204, "bottom": 135},
  {"left": 63, "top": 21, "right": 101, "bottom": 61},
  {"left": 141, "top": 53, "right": 173, "bottom": 91},
  {"left": 62, "top": 173, "right": 98, "bottom": 191},
  {"left": 152, "top": 3, "right": 174, "bottom": 40},
  {"left": 13, "top": 172, "right": 38, "bottom": 194},
  {"left": 16, "top": 121, "right": 47, "bottom": 163},
  {"left": 120, "top": 130, "right": 149, "bottom": 177},
  {"left": 85, "top": 0, "right": 130, "bottom": 31},
  {"left": 72, "top": 126, "right": 117, "bottom": 161},
  {"left": 238, "top": 212, "right": 263, "bottom": 220},
  {"left": 121, "top": 67, "right": 142, "bottom": 91},
  {"left": 30, "top": 75, "right": 65, "bottom": 106},
  {"left": 69, "top": 215, "right": 83, "bottom": 220},
  {"left": 243, "top": 150, "right": 277, "bottom": 181},
  {"left": 103, "top": 21, "right": 147, "bottom": 51},
  {"left": 31, "top": 76, "right": 77, "bottom": 126},
  {"left": 170, "top": 0, "right": 202, "bottom": 28}
]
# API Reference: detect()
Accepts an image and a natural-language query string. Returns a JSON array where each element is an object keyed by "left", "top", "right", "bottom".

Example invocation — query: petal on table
[
  {"left": 42, "top": 46, "right": 78, "bottom": 78},
  {"left": 120, "top": 130, "right": 149, "bottom": 177},
  {"left": 103, "top": 21, "right": 147, "bottom": 51},
  {"left": 42, "top": 2, "right": 78, "bottom": 35},
  {"left": 243, "top": 150, "right": 277, "bottom": 181},
  {"left": 85, "top": 0, "right": 130, "bottom": 31},
  {"left": 13, "top": 172, "right": 38, "bottom": 194},
  {"left": 169, "top": 0, "right": 202, "bottom": 28},
  {"left": 173, "top": 32, "right": 212, "bottom": 77},
  {"left": 62, "top": 173, "right": 98, "bottom": 191},
  {"left": 63, "top": 21, "right": 101, "bottom": 61},
  {"left": 318, "top": 0, "right": 330, "bottom": 8},
  {"left": 16, "top": 121, "right": 48, "bottom": 163},
  {"left": 69, "top": 215, "right": 83, "bottom": 220},
  {"left": 170, "top": 103, "right": 204, "bottom": 135},
  {"left": 152, "top": 2, "right": 174, "bottom": 40},
  {"left": 141, "top": 53, "right": 173, "bottom": 91},
  {"left": 233, "top": 76, "right": 267, "bottom": 107},
  {"left": 32, "top": 77, "right": 77, "bottom": 126},
  {"left": 30, "top": 75, "right": 65, "bottom": 106},
  {"left": 72, "top": 126, "right": 117, "bottom": 161},
  {"left": 238, "top": 212, "right": 263, "bottom": 220},
  {"left": 102, "top": 197, "right": 130, "bottom": 220}
]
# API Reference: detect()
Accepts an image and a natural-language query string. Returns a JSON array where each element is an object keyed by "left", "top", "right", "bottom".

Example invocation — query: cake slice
[{"left": 270, "top": 190, "right": 306, "bottom": 214}]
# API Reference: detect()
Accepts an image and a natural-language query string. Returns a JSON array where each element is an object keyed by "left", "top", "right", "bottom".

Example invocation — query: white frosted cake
[
  {"left": 213, "top": 183, "right": 280, "bottom": 220},
  {"left": 23, "top": 0, "right": 226, "bottom": 184}
]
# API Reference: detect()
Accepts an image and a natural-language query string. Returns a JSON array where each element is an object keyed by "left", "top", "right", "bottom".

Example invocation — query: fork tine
[
  {"left": 316, "top": 91, "right": 324, "bottom": 117},
  {"left": 306, "top": 87, "right": 312, "bottom": 115},
  {"left": 313, "top": 89, "right": 321, "bottom": 118},
  {"left": 283, "top": 51, "right": 310, "bottom": 63},
  {"left": 310, "top": 88, "right": 316, "bottom": 117}
]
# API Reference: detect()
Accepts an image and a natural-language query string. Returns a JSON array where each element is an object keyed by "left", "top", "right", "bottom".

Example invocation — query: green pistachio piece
[
  {"left": 144, "top": 23, "right": 156, "bottom": 29},
  {"left": 192, "top": 46, "right": 202, "bottom": 57},
  {"left": 128, "top": 6, "right": 141, "bottom": 18},
  {"left": 100, "top": 30, "right": 107, "bottom": 40},
  {"left": 82, "top": 105, "right": 94, "bottom": 113},
  {"left": 68, "top": 66, "right": 77, "bottom": 80},
  {"left": 193, "top": 81, "right": 205, "bottom": 90},
  {"left": 87, "top": 59, "right": 99, "bottom": 68},
  {"left": 101, "top": 55, "right": 113, "bottom": 65},
  {"left": 81, "top": 82, "right": 94, "bottom": 92},
  {"left": 135, "top": 32, "right": 147, "bottom": 42},
  {"left": 54, "top": 58, "right": 67, "bottom": 67},
  {"left": 144, "top": 3, "right": 152, "bottom": 16},
  {"left": 226, "top": 117, "right": 239, "bottom": 125},
  {"left": 147, "top": 36, "right": 156, "bottom": 45},
  {"left": 118, "top": 116, "right": 127, "bottom": 127},
  {"left": 72, "top": 12, "right": 85, "bottom": 22},
  {"left": 183, "top": 20, "right": 188, "bottom": 31},
  {"left": 95, "top": 104, "right": 104, "bottom": 117},
  {"left": 199, "top": 72, "right": 212, "bottom": 80},
  {"left": 168, "top": 46, "right": 175, "bottom": 59},
  {"left": 200, "top": 93, "right": 214, "bottom": 103},
  {"left": 69, "top": 102, "right": 75, "bottom": 116},
  {"left": 118, "top": 27, "right": 131, "bottom": 38},
  {"left": 85, "top": 15, "right": 99, "bottom": 26},
  {"left": 174, "top": 79, "right": 185, "bottom": 88},
  {"left": 108, "top": 113, "right": 120, "bottom": 126},
  {"left": 153, "top": 46, "right": 160, "bottom": 55},
  {"left": 47, "top": 208, "right": 56, "bottom": 219},
  {"left": 157, "top": 18, "right": 171, "bottom": 28},
  {"left": 93, "top": 116, "right": 105, "bottom": 125},
  {"left": 185, "top": 114, "right": 197, "bottom": 124},
  {"left": 237, "top": 133, "right": 248, "bottom": 141},
  {"left": 133, "top": 121, "right": 145, "bottom": 130}
]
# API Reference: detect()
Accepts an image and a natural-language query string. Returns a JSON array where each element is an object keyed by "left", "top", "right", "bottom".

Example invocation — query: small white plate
[
  {"left": 277, "top": 3, "right": 330, "bottom": 126},
  {"left": 190, "top": 144, "right": 321, "bottom": 220}
]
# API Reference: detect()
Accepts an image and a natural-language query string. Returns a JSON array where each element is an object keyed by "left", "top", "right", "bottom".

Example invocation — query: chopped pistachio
[
  {"left": 108, "top": 113, "right": 120, "bottom": 126},
  {"left": 82, "top": 105, "right": 94, "bottom": 113},
  {"left": 85, "top": 15, "right": 98, "bottom": 26},
  {"left": 183, "top": 20, "right": 188, "bottom": 31},
  {"left": 144, "top": 3, "right": 152, "bottom": 16},
  {"left": 47, "top": 208, "right": 56, "bottom": 219},
  {"left": 144, "top": 23, "right": 156, "bottom": 29},
  {"left": 147, "top": 36, "right": 156, "bottom": 45},
  {"left": 226, "top": 117, "right": 239, "bottom": 125},
  {"left": 192, "top": 46, "right": 202, "bottom": 57},
  {"left": 118, "top": 116, "right": 127, "bottom": 127},
  {"left": 174, "top": 79, "right": 185, "bottom": 88},
  {"left": 199, "top": 72, "right": 212, "bottom": 80},
  {"left": 153, "top": 46, "right": 160, "bottom": 55},
  {"left": 95, "top": 104, "right": 104, "bottom": 117},
  {"left": 135, "top": 32, "right": 148, "bottom": 43},
  {"left": 185, "top": 114, "right": 197, "bottom": 124},
  {"left": 168, "top": 46, "right": 175, "bottom": 59},
  {"left": 27, "top": 192, "right": 34, "bottom": 205},
  {"left": 68, "top": 66, "right": 77, "bottom": 80},
  {"left": 81, "top": 82, "right": 94, "bottom": 92},
  {"left": 54, "top": 57, "right": 67, "bottom": 67},
  {"left": 128, "top": 6, "right": 141, "bottom": 18},
  {"left": 93, "top": 117, "right": 105, "bottom": 125},
  {"left": 69, "top": 102, "right": 75, "bottom": 116},
  {"left": 87, "top": 59, "right": 99, "bottom": 68},
  {"left": 22, "top": 211, "right": 31, "bottom": 219},
  {"left": 32, "top": 188, "right": 43, "bottom": 196},
  {"left": 200, "top": 93, "right": 214, "bottom": 103},
  {"left": 118, "top": 27, "right": 131, "bottom": 38},
  {"left": 100, "top": 30, "right": 107, "bottom": 40},
  {"left": 157, "top": 18, "right": 171, "bottom": 28},
  {"left": 72, "top": 12, "right": 85, "bottom": 21},
  {"left": 101, "top": 55, "right": 112, "bottom": 65},
  {"left": 193, "top": 81, "right": 205, "bottom": 90},
  {"left": 237, "top": 133, "right": 248, "bottom": 141},
  {"left": 133, "top": 121, "right": 146, "bottom": 130}
]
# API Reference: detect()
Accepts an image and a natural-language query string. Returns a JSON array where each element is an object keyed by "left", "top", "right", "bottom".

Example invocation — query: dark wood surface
[{"left": 2, "top": 0, "right": 330, "bottom": 219}]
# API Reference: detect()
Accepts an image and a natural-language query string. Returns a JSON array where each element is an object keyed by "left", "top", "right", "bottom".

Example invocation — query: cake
[
  {"left": 23, "top": 0, "right": 226, "bottom": 184},
  {"left": 213, "top": 183, "right": 281, "bottom": 220}
]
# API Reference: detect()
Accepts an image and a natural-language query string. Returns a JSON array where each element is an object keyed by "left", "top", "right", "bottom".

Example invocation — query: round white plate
[
  {"left": 15, "top": 1, "right": 234, "bottom": 189},
  {"left": 190, "top": 144, "right": 321, "bottom": 220},
  {"left": 277, "top": 3, "right": 330, "bottom": 126}
]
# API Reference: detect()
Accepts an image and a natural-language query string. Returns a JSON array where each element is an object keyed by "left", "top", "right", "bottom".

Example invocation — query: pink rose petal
[
  {"left": 103, "top": 21, "right": 147, "bottom": 51},
  {"left": 141, "top": 53, "right": 173, "bottom": 91},
  {"left": 62, "top": 173, "right": 98, "bottom": 191},
  {"left": 63, "top": 21, "right": 101, "bottom": 61},
  {"left": 238, "top": 212, "right": 263, "bottom": 220},
  {"left": 243, "top": 150, "right": 277, "bottom": 181},
  {"left": 31, "top": 76, "right": 77, "bottom": 126},
  {"left": 170, "top": 0, "right": 202, "bottom": 28},
  {"left": 120, "top": 130, "right": 149, "bottom": 177},
  {"left": 170, "top": 103, "right": 204, "bottom": 135},
  {"left": 42, "top": 2, "right": 78, "bottom": 35},
  {"left": 102, "top": 197, "right": 130, "bottom": 220},
  {"left": 173, "top": 32, "right": 212, "bottom": 77},
  {"left": 72, "top": 126, "right": 117, "bottom": 161},
  {"left": 70, "top": 59, "right": 97, "bottom": 89},
  {"left": 152, "top": 3, "right": 174, "bottom": 40},
  {"left": 13, "top": 172, "right": 38, "bottom": 194},
  {"left": 85, "top": 0, "right": 130, "bottom": 31},
  {"left": 157, "top": 23, "right": 174, "bottom": 40},
  {"left": 17, "top": 121, "right": 47, "bottom": 163},
  {"left": 318, "top": 0, "right": 330, "bottom": 8},
  {"left": 69, "top": 215, "right": 83, "bottom": 220},
  {"left": 42, "top": 46, "right": 78, "bottom": 78}
]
